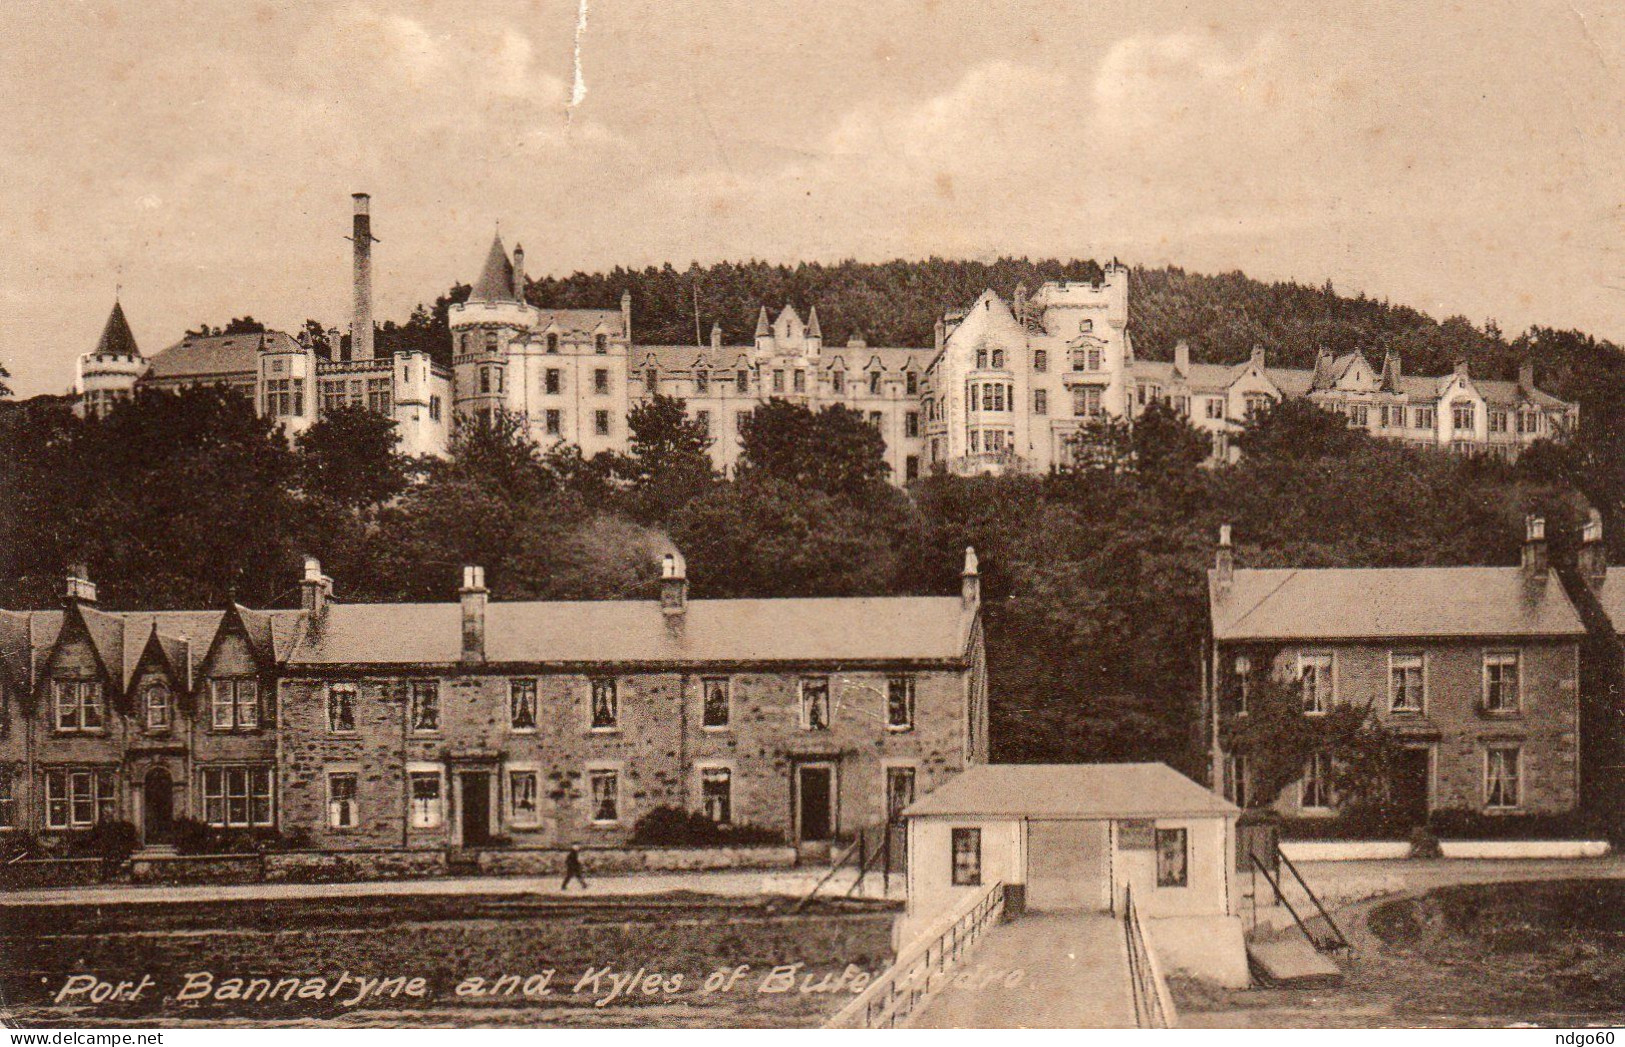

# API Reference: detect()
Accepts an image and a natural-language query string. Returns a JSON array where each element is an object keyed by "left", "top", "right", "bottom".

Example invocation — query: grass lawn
[
  {"left": 0, "top": 891, "right": 900, "bottom": 1028},
  {"left": 1176, "top": 879, "right": 1625, "bottom": 1028}
]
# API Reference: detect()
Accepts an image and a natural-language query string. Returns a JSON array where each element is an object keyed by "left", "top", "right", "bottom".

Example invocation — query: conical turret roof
[
  {"left": 754, "top": 306, "right": 771, "bottom": 338},
  {"left": 806, "top": 306, "right": 822, "bottom": 338},
  {"left": 469, "top": 234, "right": 519, "bottom": 303},
  {"left": 94, "top": 300, "right": 140, "bottom": 357}
]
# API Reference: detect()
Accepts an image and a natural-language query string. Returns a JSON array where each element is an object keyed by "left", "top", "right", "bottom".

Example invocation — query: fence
[
  {"left": 1122, "top": 884, "right": 1178, "bottom": 1029},
  {"left": 824, "top": 879, "right": 1005, "bottom": 1028}
]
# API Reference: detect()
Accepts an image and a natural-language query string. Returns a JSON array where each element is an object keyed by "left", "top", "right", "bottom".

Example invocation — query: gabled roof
[
  {"left": 94, "top": 301, "right": 141, "bottom": 357},
  {"left": 1210, "top": 566, "right": 1585, "bottom": 641},
  {"left": 905, "top": 763, "right": 1237, "bottom": 819},
  {"left": 288, "top": 595, "right": 976, "bottom": 667},
  {"left": 527, "top": 309, "right": 623, "bottom": 338},
  {"left": 0, "top": 611, "right": 36, "bottom": 691},
  {"left": 146, "top": 331, "right": 299, "bottom": 380},
  {"left": 1589, "top": 569, "right": 1625, "bottom": 636},
  {"left": 470, "top": 234, "right": 519, "bottom": 303}
]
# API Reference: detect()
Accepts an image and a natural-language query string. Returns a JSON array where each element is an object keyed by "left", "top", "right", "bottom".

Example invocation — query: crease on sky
[{"left": 567, "top": 0, "right": 589, "bottom": 127}]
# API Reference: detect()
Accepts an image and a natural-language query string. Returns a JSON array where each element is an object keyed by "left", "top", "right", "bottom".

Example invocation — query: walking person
[{"left": 561, "top": 845, "right": 588, "bottom": 891}]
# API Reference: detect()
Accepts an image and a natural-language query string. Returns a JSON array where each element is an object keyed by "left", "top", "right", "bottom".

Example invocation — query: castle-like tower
[
  {"left": 447, "top": 233, "right": 631, "bottom": 456},
  {"left": 75, "top": 300, "right": 147, "bottom": 418}
]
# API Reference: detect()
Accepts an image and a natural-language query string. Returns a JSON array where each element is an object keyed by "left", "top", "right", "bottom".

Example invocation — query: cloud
[{"left": 1092, "top": 29, "right": 1283, "bottom": 136}]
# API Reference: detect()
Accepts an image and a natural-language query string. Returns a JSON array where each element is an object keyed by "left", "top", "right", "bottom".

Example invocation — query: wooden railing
[
  {"left": 824, "top": 880, "right": 1005, "bottom": 1029},
  {"left": 1122, "top": 885, "right": 1178, "bottom": 1029}
]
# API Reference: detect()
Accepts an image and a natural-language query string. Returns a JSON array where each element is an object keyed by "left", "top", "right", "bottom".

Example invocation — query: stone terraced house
[
  {"left": 0, "top": 553, "right": 988, "bottom": 859},
  {"left": 1204, "top": 517, "right": 1586, "bottom": 827}
]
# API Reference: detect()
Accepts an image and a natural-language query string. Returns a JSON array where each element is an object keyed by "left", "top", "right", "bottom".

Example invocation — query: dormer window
[
  {"left": 53, "top": 680, "right": 103, "bottom": 733},
  {"left": 210, "top": 678, "right": 260, "bottom": 731},
  {"left": 696, "top": 371, "right": 709, "bottom": 394},
  {"left": 869, "top": 371, "right": 881, "bottom": 395},
  {"left": 647, "top": 368, "right": 658, "bottom": 389},
  {"left": 906, "top": 371, "right": 918, "bottom": 395},
  {"left": 595, "top": 334, "right": 608, "bottom": 354},
  {"left": 991, "top": 349, "right": 1005, "bottom": 369},
  {"left": 547, "top": 333, "right": 560, "bottom": 354},
  {"left": 145, "top": 681, "right": 172, "bottom": 731}
]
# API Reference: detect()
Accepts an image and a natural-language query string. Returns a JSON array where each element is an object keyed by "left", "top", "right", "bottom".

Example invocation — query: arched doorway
[{"left": 143, "top": 767, "right": 174, "bottom": 844}]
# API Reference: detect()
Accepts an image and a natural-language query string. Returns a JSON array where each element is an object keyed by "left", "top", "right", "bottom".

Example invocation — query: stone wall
[
  {"left": 0, "top": 857, "right": 104, "bottom": 889},
  {"left": 130, "top": 853, "right": 262, "bottom": 885},
  {"left": 263, "top": 848, "right": 448, "bottom": 883},
  {"left": 278, "top": 665, "right": 971, "bottom": 851},
  {"left": 475, "top": 844, "right": 797, "bottom": 876},
  {"left": 1256, "top": 637, "right": 1580, "bottom": 817}
]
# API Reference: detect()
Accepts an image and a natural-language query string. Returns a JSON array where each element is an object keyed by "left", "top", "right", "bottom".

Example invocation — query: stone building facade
[
  {"left": 276, "top": 554, "right": 987, "bottom": 851},
  {"left": 0, "top": 553, "right": 987, "bottom": 856},
  {"left": 73, "top": 193, "right": 1576, "bottom": 477},
  {"left": 0, "top": 582, "right": 299, "bottom": 845},
  {"left": 1204, "top": 519, "right": 1586, "bottom": 826}
]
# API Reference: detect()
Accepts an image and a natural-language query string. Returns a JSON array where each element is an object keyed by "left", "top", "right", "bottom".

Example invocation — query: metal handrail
[
  {"left": 825, "top": 879, "right": 1005, "bottom": 1029},
  {"left": 1122, "top": 885, "right": 1178, "bottom": 1028},
  {"left": 1250, "top": 852, "right": 1326, "bottom": 953},
  {"left": 1276, "top": 847, "right": 1351, "bottom": 952},
  {"left": 790, "top": 833, "right": 865, "bottom": 913}
]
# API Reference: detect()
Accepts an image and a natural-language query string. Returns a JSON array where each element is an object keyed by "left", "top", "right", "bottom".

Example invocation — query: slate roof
[
  {"left": 904, "top": 763, "right": 1238, "bottom": 819},
  {"left": 634, "top": 345, "right": 928, "bottom": 373},
  {"left": 0, "top": 607, "right": 302, "bottom": 693},
  {"left": 470, "top": 234, "right": 519, "bottom": 303},
  {"left": 288, "top": 595, "right": 976, "bottom": 667},
  {"left": 1129, "top": 357, "right": 1574, "bottom": 412},
  {"left": 146, "top": 331, "right": 299, "bottom": 380},
  {"left": 1209, "top": 566, "right": 1585, "bottom": 642},
  {"left": 94, "top": 301, "right": 140, "bottom": 357},
  {"left": 1589, "top": 569, "right": 1625, "bottom": 635},
  {"left": 528, "top": 309, "right": 625, "bottom": 337}
]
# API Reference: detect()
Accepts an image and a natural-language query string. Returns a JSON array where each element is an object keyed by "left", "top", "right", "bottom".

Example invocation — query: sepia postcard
[{"left": 3, "top": 0, "right": 1625, "bottom": 1035}]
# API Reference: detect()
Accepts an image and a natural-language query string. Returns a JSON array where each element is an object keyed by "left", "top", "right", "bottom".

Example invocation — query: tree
[
  {"left": 1222, "top": 674, "right": 1402, "bottom": 828},
  {"left": 612, "top": 395, "right": 715, "bottom": 522},
  {"left": 738, "top": 400, "right": 889, "bottom": 497},
  {"left": 1235, "top": 397, "right": 1364, "bottom": 461},
  {"left": 294, "top": 406, "right": 409, "bottom": 510},
  {"left": 0, "top": 359, "right": 11, "bottom": 399}
]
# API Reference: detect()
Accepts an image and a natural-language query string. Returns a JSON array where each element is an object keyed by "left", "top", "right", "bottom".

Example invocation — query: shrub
[
  {"left": 171, "top": 819, "right": 296, "bottom": 855},
  {"left": 1427, "top": 808, "right": 1603, "bottom": 840},
  {"left": 0, "top": 831, "right": 39, "bottom": 862},
  {"left": 629, "top": 806, "right": 781, "bottom": 847},
  {"left": 63, "top": 821, "right": 139, "bottom": 867}
]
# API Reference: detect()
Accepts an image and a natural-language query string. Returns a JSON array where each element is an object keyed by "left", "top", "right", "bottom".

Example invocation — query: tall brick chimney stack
[
  {"left": 1215, "top": 525, "right": 1234, "bottom": 590},
  {"left": 1522, "top": 515, "right": 1548, "bottom": 582},
  {"left": 350, "top": 193, "right": 377, "bottom": 361}
]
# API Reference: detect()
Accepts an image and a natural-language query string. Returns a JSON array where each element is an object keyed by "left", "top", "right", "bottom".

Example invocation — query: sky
[{"left": 2, "top": 0, "right": 1623, "bottom": 397}]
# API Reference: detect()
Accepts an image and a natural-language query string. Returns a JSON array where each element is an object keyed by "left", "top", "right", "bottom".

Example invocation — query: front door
[
  {"left": 142, "top": 767, "right": 174, "bottom": 844},
  {"left": 1027, "top": 819, "right": 1111, "bottom": 911},
  {"left": 1394, "top": 747, "right": 1432, "bottom": 828},
  {"left": 460, "top": 772, "right": 492, "bottom": 847},
  {"left": 796, "top": 764, "right": 835, "bottom": 842}
]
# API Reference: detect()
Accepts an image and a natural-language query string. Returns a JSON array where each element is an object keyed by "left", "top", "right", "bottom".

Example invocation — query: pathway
[{"left": 910, "top": 912, "right": 1135, "bottom": 1029}]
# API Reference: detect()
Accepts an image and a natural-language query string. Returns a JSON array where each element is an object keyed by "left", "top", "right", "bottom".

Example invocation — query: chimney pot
[
  {"left": 1522, "top": 515, "right": 1549, "bottom": 581},
  {"left": 1582, "top": 508, "right": 1608, "bottom": 590},
  {"left": 961, "top": 546, "right": 981, "bottom": 609},
  {"left": 64, "top": 564, "right": 97, "bottom": 606},
  {"left": 1215, "top": 526, "right": 1235, "bottom": 589},
  {"left": 460, "top": 565, "right": 489, "bottom": 663},
  {"left": 1174, "top": 340, "right": 1191, "bottom": 374},
  {"left": 300, "top": 556, "right": 333, "bottom": 615},
  {"left": 661, "top": 552, "right": 688, "bottom": 616}
]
